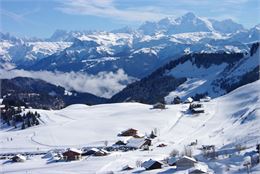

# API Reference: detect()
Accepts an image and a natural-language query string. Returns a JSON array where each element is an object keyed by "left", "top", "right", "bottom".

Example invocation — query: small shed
[
  {"left": 122, "top": 165, "right": 134, "bottom": 171},
  {"left": 188, "top": 164, "right": 208, "bottom": 174},
  {"left": 62, "top": 148, "right": 82, "bottom": 161},
  {"left": 82, "top": 148, "right": 99, "bottom": 156},
  {"left": 172, "top": 96, "right": 181, "bottom": 104},
  {"left": 200, "top": 96, "right": 211, "bottom": 102},
  {"left": 191, "top": 108, "right": 205, "bottom": 114},
  {"left": 189, "top": 103, "right": 202, "bottom": 109},
  {"left": 189, "top": 168, "right": 207, "bottom": 174},
  {"left": 93, "top": 149, "right": 109, "bottom": 156},
  {"left": 118, "top": 128, "right": 138, "bottom": 137},
  {"left": 142, "top": 159, "right": 163, "bottom": 170},
  {"left": 11, "top": 154, "right": 26, "bottom": 162},
  {"left": 157, "top": 143, "right": 167, "bottom": 147},
  {"left": 114, "top": 140, "right": 127, "bottom": 146},
  {"left": 152, "top": 103, "right": 166, "bottom": 109},
  {"left": 185, "top": 97, "right": 194, "bottom": 103},
  {"left": 52, "top": 153, "right": 63, "bottom": 162},
  {"left": 170, "top": 156, "right": 197, "bottom": 169}
]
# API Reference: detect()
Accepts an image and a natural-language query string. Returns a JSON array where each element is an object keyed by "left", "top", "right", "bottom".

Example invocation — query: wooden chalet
[
  {"left": 152, "top": 103, "right": 166, "bottom": 109},
  {"left": 169, "top": 156, "right": 197, "bottom": 169},
  {"left": 62, "top": 148, "right": 82, "bottom": 161},
  {"left": 142, "top": 159, "right": 163, "bottom": 170},
  {"left": 118, "top": 128, "right": 138, "bottom": 137}
]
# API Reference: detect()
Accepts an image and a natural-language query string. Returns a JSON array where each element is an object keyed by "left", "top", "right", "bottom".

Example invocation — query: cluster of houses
[
  {"left": 140, "top": 156, "right": 208, "bottom": 173},
  {"left": 152, "top": 96, "right": 211, "bottom": 112},
  {"left": 183, "top": 96, "right": 209, "bottom": 114},
  {"left": 115, "top": 128, "right": 155, "bottom": 150}
]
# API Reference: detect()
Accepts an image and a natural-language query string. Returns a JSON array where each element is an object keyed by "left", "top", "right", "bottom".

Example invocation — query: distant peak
[
  {"left": 158, "top": 17, "right": 175, "bottom": 25},
  {"left": 181, "top": 12, "right": 197, "bottom": 19},
  {"left": 255, "top": 24, "right": 260, "bottom": 29}
]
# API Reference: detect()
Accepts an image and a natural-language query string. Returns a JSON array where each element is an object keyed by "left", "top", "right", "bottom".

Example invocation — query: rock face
[{"left": 1, "top": 77, "right": 108, "bottom": 109}]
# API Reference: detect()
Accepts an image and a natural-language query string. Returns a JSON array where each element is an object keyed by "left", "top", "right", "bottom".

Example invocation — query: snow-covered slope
[
  {"left": 1, "top": 80, "right": 260, "bottom": 173},
  {"left": 111, "top": 42, "right": 259, "bottom": 104}
]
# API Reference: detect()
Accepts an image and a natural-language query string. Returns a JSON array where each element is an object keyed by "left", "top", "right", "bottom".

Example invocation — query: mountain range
[
  {"left": 1, "top": 12, "right": 260, "bottom": 106},
  {"left": 1, "top": 13, "right": 259, "bottom": 77}
]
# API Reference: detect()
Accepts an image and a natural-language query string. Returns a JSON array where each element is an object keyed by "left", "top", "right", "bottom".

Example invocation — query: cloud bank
[{"left": 0, "top": 69, "right": 134, "bottom": 98}]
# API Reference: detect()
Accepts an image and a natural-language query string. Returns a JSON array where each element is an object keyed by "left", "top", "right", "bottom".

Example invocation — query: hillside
[
  {"left": 1, "top": 77, "right": 108, "bottom": 109},
  {"left": 0, "top": 80, "right": 259, "bottom": 173},
  {"left": 110, "top": 42, "right": 259, "bottom": 104}
]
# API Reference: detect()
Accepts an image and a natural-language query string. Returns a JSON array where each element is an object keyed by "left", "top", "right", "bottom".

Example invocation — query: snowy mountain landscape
[
  {"left": 1, "top": 6, "right": 260, "bottom": 174},
  {"left": 1, "top": 13, "right": 259, "bottom": 78},
  {"left": 1, "top": 79, "right": 260, "bottom": 173}
]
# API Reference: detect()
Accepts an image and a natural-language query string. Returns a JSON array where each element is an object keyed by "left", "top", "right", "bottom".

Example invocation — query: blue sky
[{"left": 1, "top": 0, "right": 260, "bottom": 38}]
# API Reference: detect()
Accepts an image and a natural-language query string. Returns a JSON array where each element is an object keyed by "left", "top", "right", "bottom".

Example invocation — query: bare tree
[
  {"left": 182, "top": 146, "right": 193, "bottom": 157},
  {"left": 136, "top": 160, "right": 143, "bottom": 167},
  {"left": 170, "top": 149, "right": 179, "bottom": 157},
  {"left": 104, "top": 140, "right": 108, "bottom": 147}
]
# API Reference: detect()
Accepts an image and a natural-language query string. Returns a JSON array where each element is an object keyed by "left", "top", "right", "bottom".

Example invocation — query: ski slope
[{"left": 0, "top": 80, "right": 260, "bottom": 173}]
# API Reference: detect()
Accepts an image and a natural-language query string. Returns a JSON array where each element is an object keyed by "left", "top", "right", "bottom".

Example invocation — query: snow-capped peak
[{"left": 138, "top": 12, "right": 245, "bottom": 36}]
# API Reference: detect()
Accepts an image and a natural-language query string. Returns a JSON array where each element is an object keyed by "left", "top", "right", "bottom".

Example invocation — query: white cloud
[
  {"left": 56, "top": 0, "right": 170, "bottom": 22},
  {"left": 55, "top": 0, "right": 254, "bottom": 24},
  {"left": 0, "top": 69, "right": 134, "bottom": 98},
  {"left": 0, "top": 9, "right": 25, "bottom": 23}
]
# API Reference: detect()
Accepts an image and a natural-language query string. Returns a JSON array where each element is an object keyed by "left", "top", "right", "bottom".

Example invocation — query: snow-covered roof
[
  {"left": 186, "top": 97, "right": 193, "bottom": 103},
  {"left": 181, "top": 156, "right": 197, "bottom": 162},
  {"left": 99, "top": 149, "right": 109, "bottom": 154},
  {"left": 142, "top": 159, "right": 162, "bottom": 169},
  {"left": 0, "top": 98, "right": 3, "bottom": 104},
  {"left": 14, "top": 154, "right": 26, "bottom": 161},
  {"left": 0, "top": 105, "right": 5, "bottom": 108},
  {"left": 189, "top": 163, "right": 208, "bottom": 173},
  {"left": 168, "top": 157, "right": 178, "bottom": 165},
  {"left": 200, "top": 96, "right": 211, "bottom": 102},
  {"left": 88, "top": 148, "right": 99, "bottom": 152},
  {"left": 126, "top": 138, "right": 147, "bottom": 148},
  {"left": 123, "top": 128, "right": 137, "bottom": 132},
  {"left": 122, "top": 165, "right": 134, "bottom": 170},
  {"left": 66, "top": 148, "right": 82, "bottom": 154},
  {"left": 192, "top": 108, "right": 204, "bottom": 112}
]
